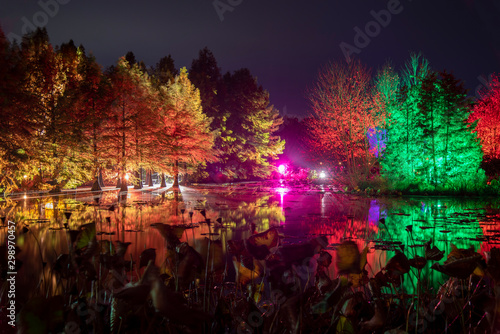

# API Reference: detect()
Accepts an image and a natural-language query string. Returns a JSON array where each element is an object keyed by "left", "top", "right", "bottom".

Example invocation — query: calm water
[{"left": 2, "top": 181, "right": 500, "bottom": 300}]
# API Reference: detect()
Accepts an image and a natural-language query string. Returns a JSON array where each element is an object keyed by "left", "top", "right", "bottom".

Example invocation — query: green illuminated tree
[
  {"left": 419, "top": 71, "right": 484, "bottom": 187},
  {"left": 381, "top": 54, "right": 485, "bottom": 191},
  {"left": 380, "top": 54, "right": 429, "bottom": 186}
]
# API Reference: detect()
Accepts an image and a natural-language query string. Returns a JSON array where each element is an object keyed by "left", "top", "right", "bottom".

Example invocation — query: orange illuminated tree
[
  {"left": 154, "top": 67, "right": 215, "bottom": 187},
  {"left": 103, "top": 57, "right": 157, "bottom": 191}
]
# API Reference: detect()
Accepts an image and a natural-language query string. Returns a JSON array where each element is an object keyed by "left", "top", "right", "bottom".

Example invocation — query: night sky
[{"left": 2, "top": 0, "right": 500, "bottom": 118}]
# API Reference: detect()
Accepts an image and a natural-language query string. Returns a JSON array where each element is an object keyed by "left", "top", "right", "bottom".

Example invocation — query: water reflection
[{"left": 1, "top": 185, "right": 499, "bottom": 301}]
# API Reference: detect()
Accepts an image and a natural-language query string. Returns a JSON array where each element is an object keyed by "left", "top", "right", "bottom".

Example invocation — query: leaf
[
  {"left": 115, "top": 240, "right": 131, "bottom": 257},
  {"left": 99, "top": 240, "right": 115, "bottom": 255},
  {"left": 317, "top": 250, "right": 333, "bottom": 268},
  {"left": 194, "top": 238, "right": 225, "bottom": 272},
  {"left": 139, "top": 248, "right": 156, "bottom": 268},
  {"left": 431, "top": 253, "right": 483, "bottom": 278},
  {"left": 336, "top": 240, "right": 361, "bottom": 274},
  {"left": 424, "top": 239, "right": 444, "bottom": 261},
  {"left": 232, "top": 256, "right": 262, "bottom": 285},
  {"left": 176, "top": 242, "right": 203, "bottom": 285},
  {"left": 75, "top": 222, "right": 96, "bottom": 250},
  {"left": 385, "top": 251, "right": 410, "bottom": 275},
  {"left": 248, "top": 227, "right": 280, "bottom": 248},
  {"left": 336, "top": 315, "right": 355, "bottom": 334},
  {"left": 409, "top": 256, "right": 427, "bottom": 270},
  {"left": 348, "top": 272, "right": 367, "bottom": 288},
  {"left": 151, "top": 223, "right": 181, "bottom": 249}
]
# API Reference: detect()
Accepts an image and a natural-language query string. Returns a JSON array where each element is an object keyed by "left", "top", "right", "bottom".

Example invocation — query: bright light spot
[
  {"left": 278, "top": 164, "right": 286, "bottom": 174},
  {"left": 125, "top": 173, "right": 130, "bottom": 180},
  {"left": 276, "top": 187, "right": 288, "bottom": 196},
  {"left": 275, "top": 187, "right": 289, "bottom": 208},
  {"left": 23, "top": 175, "right": 27, "bottom": 179},
  {"left": 23, "top": 194, "right": 27, "bottom": 199},
  {"left": 319, "top": 171, "right": 327, "bottom": 179},
  {"left": 45, "top": 202, "right": 53, "bottom": 209}
]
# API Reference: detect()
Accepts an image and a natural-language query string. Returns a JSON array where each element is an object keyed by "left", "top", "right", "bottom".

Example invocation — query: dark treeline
[{"left": 0, "top": 28, "right": 284, "bottom": 193}]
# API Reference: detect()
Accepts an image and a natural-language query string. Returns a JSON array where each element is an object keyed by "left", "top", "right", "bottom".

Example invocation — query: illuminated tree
[
  {"left": 19, "top": 29, "right": 94, "bottom": 190},
  {"left": 218, "top": 69, "right": 284, "bottom": 180},
  {"left": 308, "top": 59, "right": 383, "bottom": 187},
  {"left": 74, "top": 52, "right": 112, "bottom": 190},
  {"left": 381, "top": 54, "right": 485, "bottom": 191},
  {"left": 154, "top": 67, "right": 215, "bottom": 187},
  {"left": 153, "top": 54, "right": 178, "bottom": 85},
  {"left": 0, "top": 27, "right": 33, "bottom": 193},
  {"left": 469, "top": 74, "right": 500, "bottom": 160},
  {"left": 380, "top": 54, "right": 429, "bottom": 186},
  {"left": 104, "top": 57, "right": 157, "bottom": 191}
]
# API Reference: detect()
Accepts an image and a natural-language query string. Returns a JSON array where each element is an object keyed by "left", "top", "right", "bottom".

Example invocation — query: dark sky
[{"left": 2, "top": 0, "right": 500, "bottom": 118}]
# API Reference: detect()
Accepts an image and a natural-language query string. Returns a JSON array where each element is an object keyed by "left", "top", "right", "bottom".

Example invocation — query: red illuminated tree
[
  {"left": 469, "top": 74, "right": 500, "bottom": 161},
  {"left": 308, "top": 59, "right": 384, "bottom": 187}
]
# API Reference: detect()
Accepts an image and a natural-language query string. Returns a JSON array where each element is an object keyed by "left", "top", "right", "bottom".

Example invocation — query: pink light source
[{"left": 278, "top": 164, "right": 286, "bottom": 174}]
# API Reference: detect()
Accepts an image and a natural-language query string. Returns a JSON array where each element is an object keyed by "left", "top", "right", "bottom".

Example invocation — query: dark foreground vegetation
[{"left": 2, "top": 192, "right": 500, "bottom": 334}]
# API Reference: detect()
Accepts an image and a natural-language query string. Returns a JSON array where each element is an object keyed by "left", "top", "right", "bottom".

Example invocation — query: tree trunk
[
  {"left": 148, "top": 169, "right": 154, "bottom": 187},
  {"left": 134, "top": 169, "right": 143, "bottom": 189},
  {"left": 91, "top": 179, "right": 102, "bottom": 192},
  {"left": 120, "top": 173, "right": 128, "bottom": 193},
  {"left": 160, "top": 173, "right": 167, "bottom": 188},
  {"left": 173, "top": 160, "right": 179, "bottom": 188},
  {"left": 98, "top": 168, "right": 105, "bottom": 187}
]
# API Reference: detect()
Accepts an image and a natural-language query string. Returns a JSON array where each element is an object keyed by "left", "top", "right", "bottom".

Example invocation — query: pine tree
[
  {"left": 380, "top": 54, "right": 429, "bottom": 186},
  {"left": 219, "top": 69, "right": 284, "bottom": 180},
  {"left": 381, "top": 54, "right": 485, "bottom": 191}
]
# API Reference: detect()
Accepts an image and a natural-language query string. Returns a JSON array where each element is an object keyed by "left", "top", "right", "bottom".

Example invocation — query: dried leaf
[{"left": 336, "top": 240, "right": 361, "bottom": 274}]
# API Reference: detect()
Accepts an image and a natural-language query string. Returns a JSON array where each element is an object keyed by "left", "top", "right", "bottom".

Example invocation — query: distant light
[
  {"left": 319, "top": 171, "right": 327, "bottom": 179},
  {"left": 23, "top": 194, "right": 27, "bottom": 199},
  {"left": 278, "top": 164, "right": 286, "bottom": 174},
  {"left": 276, "top": 187, "right": 288, "bottom": 195},
  {"left": 125, "top": 173, "right": 130, "bottom": 180},
  {"left": 45, "top": 202, "right": 53, "bottom": 209},
  {"left": 24, "top": 175, "right": 27, "bottom": 179}
]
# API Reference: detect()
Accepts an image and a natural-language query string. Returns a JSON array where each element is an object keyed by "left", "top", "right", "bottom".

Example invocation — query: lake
[{"left": 1, "top": 181, "right": 499, "bottom": 332}]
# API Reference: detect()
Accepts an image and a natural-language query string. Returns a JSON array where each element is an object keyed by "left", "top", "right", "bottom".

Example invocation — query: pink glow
[{"left": 278, "top": 164, "right": 286, "bottom": 174}]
